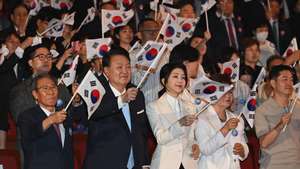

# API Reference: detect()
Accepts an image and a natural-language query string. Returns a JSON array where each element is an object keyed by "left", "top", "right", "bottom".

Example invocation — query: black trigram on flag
[
  {"left": 219, "top": 86, "right": 225, "bottom": 92},
  {"left": 137, "top": 55, "right": 143, "bottom": 61},
  {"left": 203, "top": 82, "right": 209, "bottom": 86},
  {"left": 231, "top": 73, "right": 237, "bottom": 79},
  {"left": 195, "top": 89, "right": 201, "bottom": 95},
  {"left": 84, "top": 90, "right": 89, "bottom": 97},
  {"left": 106, "top": 13, "right": 112, "bottom": 18},
  {"left": 144, "top": 44, "right": 151, "bottom": 51},
  {"left": 250, "top": 91, "right": 256, "bottom": 97},
  {"left": 176, "top": 32, "right": 181, "bottom": 38},
  {"left": 90, "top": 106, "right": 95, "bottom": 112},
  {"left": 90, "top": 80, "right": 96, "bottom": 87},
  {"left": 64, "top": 73, "right": 70, "bottom": 78},
  {"left": 166, "top": 39, "right": 173, "bottom": 44},
  {"left": 210, "top": 95, "right": 218, "bottom": 101},
  {"left": 122, "top": 13, "right": 128, "bottom": 18},
  {"left": 107, "top": 24, "right": 114, "bottom": 29},
  {"left": 249, "top": 114, "right": 255, "bottom": 119},
  {"left": 232, "top": 63, "right": 237, "bottom": 69},
  {"left": 92, "top": 42, "right": 99, "bottom": 49}
]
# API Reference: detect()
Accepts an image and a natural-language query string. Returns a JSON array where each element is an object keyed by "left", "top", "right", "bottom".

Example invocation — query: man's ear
[
  {"left": 32, "top": 90, "right": 38, "bottom": 102},
  {"left": 136, "top": 32, "right": 142, "bottom": 40},
  {"left": 10, "top": 14, "right": 14, "bottom": 22},
  {"left": 270, "top": 79, "right": 276, "bottom": 89},
  {"left": 103, "top": 67, "right": 109, "bottom": 76},
  {"left": 28, "top": 59, "right": 33, "bottom": 68}
]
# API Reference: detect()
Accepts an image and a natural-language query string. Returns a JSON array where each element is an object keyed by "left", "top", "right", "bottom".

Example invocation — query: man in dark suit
[
  {"left": 209, "top": 0, "right": 245, "bottom": 52},
  {"left": 17, "top": 73, "right": 74, "bottom": 169},
  {"left": 83, "top": 47, "right": 150, "bottom": 169},
  {"left": 266, "top": 0, "right": 293, "bottom": 54},
  {"left": 0, "top": 3, "right": 29, "bottom": 42}
]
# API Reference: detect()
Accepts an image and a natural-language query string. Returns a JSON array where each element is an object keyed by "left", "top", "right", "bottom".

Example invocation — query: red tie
[
  {"left": 226, "top": 18, "right": 237, "bottom": 49},
  {"left": 53, "top": 124, "right": 62, "bottom": 143}
]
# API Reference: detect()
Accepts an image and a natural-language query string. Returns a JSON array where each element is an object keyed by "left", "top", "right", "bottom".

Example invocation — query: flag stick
[
  {"left": 57, "top": 78, "right": 63, "bottom": 85},
  {"left": 136, "top": 69, "right": 151, "bottom": 89},
  {"left": 40, "top": 21, "right": 61, "bottom": 36},
  {"left": 195, "top": 102, "right": 211, "bottom": 117},
  {"left": 205, "top": 9, "right": 210, "bottom": 33},
  {"left": 64, "top": 89, "right": 79, "bottom": 112},
  {"left": 155, "top": 14, "right": 169, "bottom": 42},
  {"left": 267, "top": 0, "right": 271, "bottom": 11},
  {"left": 75, "top": 14, "right": 89, "bottom": 34},
  {"left": 282, "top": 96, "right": 298, "bottom": 132}
]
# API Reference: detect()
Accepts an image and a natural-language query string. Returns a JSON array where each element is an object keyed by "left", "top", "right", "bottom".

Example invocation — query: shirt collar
[
  {"left": 40, "top": 105, "right": 55, "bottom": 117},
  {"left": 109, "top": 83, "right": 126, "bottom": 97}
]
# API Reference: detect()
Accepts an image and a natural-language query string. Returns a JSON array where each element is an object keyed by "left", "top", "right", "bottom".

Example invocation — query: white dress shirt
[{"left": 40, "top": 106, "right": 65, "bottom": 147}]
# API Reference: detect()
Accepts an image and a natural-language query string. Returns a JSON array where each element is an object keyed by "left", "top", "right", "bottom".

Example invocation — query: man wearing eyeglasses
[
  {"left": 9, "top": 43, "right": 83, "bottom": 168},
  {"left": 18, "top": 73, "right": 74, "bottom": 169},
  {"left": 131, "top": 18, "right": 170, "bottom": 104},
  {"left": 9, "top": 43, "right": 72, "bottom": 122}
]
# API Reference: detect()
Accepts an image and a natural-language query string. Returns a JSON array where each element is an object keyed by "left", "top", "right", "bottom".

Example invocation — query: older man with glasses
[
  {"left": 9, "top": 43, "right": 83, "bottom": 167},
  {"left": 17, "top": 73, "right": 74, "bottom": 169}
]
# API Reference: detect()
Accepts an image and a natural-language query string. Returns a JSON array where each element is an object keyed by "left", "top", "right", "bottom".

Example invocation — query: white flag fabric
[
  {"left": 61, "top": 55, "right": 79, "bottom": 87},
  {"left": 101, "top": 9, "right": 134, "bottom": 34},
  {"left": 28, "top": 0, "right": 50, "bottom": 16},
  {"left": 200, "top": 0, "right": 216, "bottom": 14},
  {"left": 135, "top": 41, "right": 168, "bottom": 68},
  {"left": 62, "top": 12, "right": 75, "bottom": 26},
  {"left": 85, "top": 38, "right": 112, "bottom": 60},
  {"left": 46, "top": 18, "right": 64, "bottom": 37},
  {"left": 158, "top": 4, "right": 180, "bottom": 21},
  {"left": 80, "top": 7, "right": 96, "bottom": 27},
  {"left": 241, "top": 90, "right": 257, "bottom": 128},
  {"left": 177, "top": 17, "right": 200, "bottom": 39},
  {"left": 253, "top": 67, "right": 266, "bottom": 90},
  {"left": 158, "top": 14, "right": 185, "bottom": 50},
  {"left": 283, "top": 37, "right": 298, "bottom": 58},
  {"left": 294, "top": 82, "right": 300, "bottom": 97},
  {"left": 77, "top": 70, "right": 106, "bottom": 119},
  {"left": 191, "top": 75, "right": 234, "bottom": 103},
  {"left": 222, "top": 58, "right": 240, "bottom": 82},
  {"left": 51, "top": 0, "right": 73, "bottom": 10},
  {"left": 129, "top": 41, "right": 141, "bottom": 53},
  {"left": 150, "top": 0, "right": 174, "bottom": 11},
  {"left": 240, "top": 67, "right": 265, "bottom": 127}
]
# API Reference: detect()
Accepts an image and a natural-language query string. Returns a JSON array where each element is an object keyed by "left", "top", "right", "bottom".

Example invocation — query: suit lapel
[
  {"left": 37, "top": 107, "right": 63, "bottom": 149},
  {"left": 157, "top": 94, "right": 180, "bottom": 124}
]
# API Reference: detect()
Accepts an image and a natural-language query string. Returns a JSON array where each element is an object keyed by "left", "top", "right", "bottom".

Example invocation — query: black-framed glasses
[
  {"left": 32, "top": 53, "right": 53, "bottom": 61},
  {"left": 36, "top": 85, "right": 58, "bottom": 92}
]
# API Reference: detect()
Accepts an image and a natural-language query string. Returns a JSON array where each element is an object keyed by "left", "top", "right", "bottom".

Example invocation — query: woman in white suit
[
  {"left": 195, "top": 75, "right": 249, "bottom": 169},
  {"left": 146, "top": 63, "right": 200, "bottom": 169}
]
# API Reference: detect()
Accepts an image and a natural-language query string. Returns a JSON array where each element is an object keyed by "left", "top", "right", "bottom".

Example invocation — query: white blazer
[
  {"left": 195, "top": 106, "right": 249, "bottom": 169},
  {"left": 146, "top": 93, "right": 198, "bottom": 169}
]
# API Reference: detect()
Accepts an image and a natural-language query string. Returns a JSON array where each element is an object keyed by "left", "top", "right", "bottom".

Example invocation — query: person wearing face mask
[{"left": 254, "top": 22, "right": 277, "bottom": 67}]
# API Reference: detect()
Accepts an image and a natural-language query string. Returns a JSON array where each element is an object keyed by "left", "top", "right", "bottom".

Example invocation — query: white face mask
[{"left": 256, "top": 31, "right": 268, "bottom": 42}]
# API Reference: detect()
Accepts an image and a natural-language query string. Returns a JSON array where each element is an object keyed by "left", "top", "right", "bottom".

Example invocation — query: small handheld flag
[{"left": 85, "top": 38, "right": 112, "bottom": 60}]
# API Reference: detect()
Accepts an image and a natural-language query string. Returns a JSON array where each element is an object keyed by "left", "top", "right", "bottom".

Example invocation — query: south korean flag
[
  {"left": 177, "top": 17, "right": 200, "bottom": 39},
  {"left": 191, "top": 75, "right": 234, "bottom": 103},
  {"left": 159, "top": 14, "right": 185, "bottom": 50},
  {"left": 221, "top": 58, "right": 240, "bottom": 82},
  {"left": 85, "top": 38, "right": 112, "bottom": 60},
  {"left": 101, "top": 9, "right": 134, "bottom": 35},
  {"left": 241, "top": 90, "right": 257, "bottom": 128}
]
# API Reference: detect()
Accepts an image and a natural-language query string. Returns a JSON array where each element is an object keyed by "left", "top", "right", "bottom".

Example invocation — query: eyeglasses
[
  {"left": 141, "top": 29, "right": 160, "bottom": 32},
  {"left": 36, "top": 85, "right": 58, "bottom": 92},
  {"left": 32, "top": 53, "right": 53, "bottom": 61}
]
